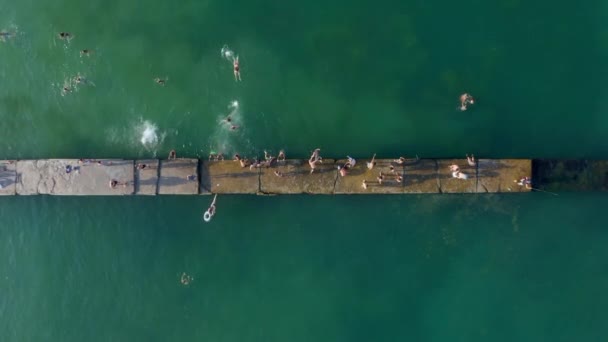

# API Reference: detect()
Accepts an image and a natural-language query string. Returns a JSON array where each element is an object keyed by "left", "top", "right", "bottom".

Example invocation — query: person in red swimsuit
[{"left": 233, "top": 56, "right": 241, "bottom": 81}]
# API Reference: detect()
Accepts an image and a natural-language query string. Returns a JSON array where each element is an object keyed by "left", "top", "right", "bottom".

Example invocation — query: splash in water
[
  {"left": 139, "top": 120, "right": 159, "bottom": 146},
  {"left": 221, "top": 45, "right": 235, "bottom": 61}
]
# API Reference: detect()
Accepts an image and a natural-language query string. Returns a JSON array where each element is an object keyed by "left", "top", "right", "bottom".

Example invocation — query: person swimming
[
  {"left": 154, "top": 77, "right": 167, "bottom": 86},
  {"left": 459, "top": 93, "right": 475, "bottom": 111},
  {"left": 58, "top": 32, "right": 73, "bottom": 41},
  {"left": 233, "top": 56, "right": 241, "bottom": 81},
  {"left": 80, "top": 49, "right": 91, "bottom": 57},
  {"left": 0, "top": 31, "right": 14, "bottom": 42}
]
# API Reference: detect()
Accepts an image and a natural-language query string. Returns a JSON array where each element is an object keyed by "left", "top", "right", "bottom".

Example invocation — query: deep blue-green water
[{"left": 1, "top": 0, "right": 608, "bottom": 340}]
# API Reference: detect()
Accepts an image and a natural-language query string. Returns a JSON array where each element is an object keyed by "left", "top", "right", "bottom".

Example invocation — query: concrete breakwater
[{"left": 0, "top": 158, "right": 541, "bottom": 196}]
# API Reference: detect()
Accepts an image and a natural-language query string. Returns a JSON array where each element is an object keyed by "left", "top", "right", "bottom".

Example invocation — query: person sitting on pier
[
  {"left": 449, "top": 164, "right": 460, "bottom": 172},
  {"left": 136, "top": 163, "right": 147, "bottom": 170},
  {"left": 239, "top": 158, "right": 249, "bottom": 168},
  {"left": 345, "top": 156, "right": 356, "bottom": 168},
  {"left": 367, "top": 154, "right": 376, "bottom": 170},
  {"left": 396, "top": 174, "right": 403, "bottom": 183},
  {"left": 274, "top": 170, "right": 283, "bottom": 177},
  {"left": 168, "top": 150, "right": 176, "bottom": 160},
  {"left": 389, "top": 165, "right": 395, "bottom": 174},
  {"left": 277, "top": 150, "right": 286, "bottom": 162},
  {"left": 515, "top": 177, "right": 532, "bottom": 189},
  {"left": 377, "top": 172, "right": 384, "bottom": 185},
  {"left": 309, "top": 148, "right": 322, "bottom": 174},
  {"left": 109, "top": 179, "right": 127, "bottom": 188},
  {"left": 362, "top": 179, "right": 368, "bottom": 189},
  {"left": 394, "top": 157, "right": 406, "bottom": 165},
  {"left": 233, "top": 154, "right": 242, "bottom": 161},
  {"left": 264, "top": 150, "right": 273, "bottom": 161},
  {"left": 459, "top": 93, "right": 475, "bottom": 111},
  {"left": 466, "top": 154, "right": 476, "bottom": 166},
  {"left": 338, "top": 165, "right": 348, "bottom": 177}
]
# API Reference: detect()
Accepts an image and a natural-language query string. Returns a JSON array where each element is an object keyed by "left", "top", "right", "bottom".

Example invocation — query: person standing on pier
[
  {"left": 466, "top": 154, "right": 476, "bottom": 166},
  {"left": 367, "top": 154, "right": 376, "bottom": 170},
  {"left": 309, "top": 148, "right": 322, "bottom": 174}
]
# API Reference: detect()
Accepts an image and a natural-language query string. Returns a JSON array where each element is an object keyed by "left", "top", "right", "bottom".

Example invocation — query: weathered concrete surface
[
  {"left": 334, "top": 159, "right": 404, "bottom": 194},
  {"left": 533, "top": 159, "right": 608, "bottom": 192},
  {"left": 158, "top": 159, "right": 199, "bottom": 195},
  {"left": 16, "top": 159, "right": 134, "bottom": 195},
  {"left": 477, "top": 159, "right": 531, "bottom": 193},
  {"left": 135, "top": 160, "right": 159, "bottom": 195},
  {"left": 0, "top": 161, "right": 17, "bottom": 195},
  {"left": 260, "top": 159, "right": 337, "bottom": 194},
  {"left": 403, "top": 159, "right": 440, "bottom": 193},
  {"left": 201, "top": 160, "right": 258, "bottom": 194},
  {"left": 437, "top": 159, "right": 477, "bottom": 193}
]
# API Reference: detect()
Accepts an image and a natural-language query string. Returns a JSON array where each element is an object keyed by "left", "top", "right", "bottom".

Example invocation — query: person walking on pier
[
  {"left": 309, "top": 148, "right": 322, "bottom": 174},
  {"left": 466, "top": 154, "right": 476, "bottom": 166},
  {"left": 367, "top": 154, "right": 376, "bottom": 170}
]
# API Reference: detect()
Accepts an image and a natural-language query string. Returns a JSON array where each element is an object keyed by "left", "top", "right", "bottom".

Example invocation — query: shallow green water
[{"left": 1, "top": 0, "right": 608, "bottom": 340}]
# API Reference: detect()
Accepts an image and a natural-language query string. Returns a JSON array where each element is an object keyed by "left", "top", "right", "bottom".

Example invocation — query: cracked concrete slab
[
  {"left": 402, "top": 159, "right": 440, "bottom": 193},
  {"left": 135, "top": 160, "right": 159, "bottom": 195},
  {"left": 158, "top": 159, "right": 199, "bottom": 195},
  {"left": 437, "top": 159, "right": 477, "bottom": 193},
  {"left": 15, "top": 159, "right": 134, "bottom": 195},
  {"left": 477, "top": 159, "right": 531, "bottom": 193},
  {"left": 0, "top": 161, "right": 17, "bottom": 195},
  {"left": 334, "top": 159, "right": 405, "bottom": 194},
  {"left": 259, "top": 159, "right": 337, "bottom": 194},
  {"left": 200, "top": 160, "right": 258, "bottom": 194}
]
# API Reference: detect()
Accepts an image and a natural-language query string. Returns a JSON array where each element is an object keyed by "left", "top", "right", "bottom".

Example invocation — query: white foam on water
[
  {"left": 140, "top": 120, "right": 159, "bottom": 146},
  {"left": 221, "top": 45, "right": 235, "bottom": 61}
]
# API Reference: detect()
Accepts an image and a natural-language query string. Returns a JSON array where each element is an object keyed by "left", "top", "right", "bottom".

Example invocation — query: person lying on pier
[
  {"left": 367, "top": 154, "right": 377, "bottom": 170},
  {"left": 277, "top": 150, "right": 286, "bottom": 162},
  {"left": 459, "top": 93, "right": 475, "bottom": 111},
  {"left": 136, "top": 163, "right": 148, "bottom": 170},
  {"left": 109, "top": 179, "right": 128, "bottom": 188},
  {"left": 452, "top": 170, "right": 468, "bottom": 180},
  {"left": 168, "top": 150, "right": 177, "bottom": 160},
  {"left": 466, "top": 154, "right": 476, "bottom": 166},
  {"left": 309, "top": 148, "right": 322, "bottom": 174}
]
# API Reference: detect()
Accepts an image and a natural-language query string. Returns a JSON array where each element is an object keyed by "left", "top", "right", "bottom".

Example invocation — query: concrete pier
[{"left": 7, "top": 156, "right": 607, "bottom": 195}]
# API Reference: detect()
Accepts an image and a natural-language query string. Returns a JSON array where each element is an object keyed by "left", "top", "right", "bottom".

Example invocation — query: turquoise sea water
[{"left": 2, "top": 0, "right": 608, "bottom": 340}]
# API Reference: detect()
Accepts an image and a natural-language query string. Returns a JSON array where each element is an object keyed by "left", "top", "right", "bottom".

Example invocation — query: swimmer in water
[
  {"left": 61, "top": 85, "right": 72, "bottom": 96},
  {"left": 230, "top": 125, "right": 239, "bottom": 131},
  {"left": 58, "top": 32, "right": 73, "bottom": 41},
  {"left": 0, "top": 31, "right": 14, "bottom": 42},
  {"left": 221, "top": 116, "right": 233, "bottom": 125},
  {"left": 459, "top": 93, "right": 475, "bottom": 111},
  {"left": 181, "top": 272, "right": 192, "bottom": 285},
  {"left": 80, "top": 49, "right": 91, "bottom": 57},
  {"left": 154, "top": 77, "right": 167, "bottom": 86},
  {"left": 233, "top": 56, "right": 241, "bottom": 81}
]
